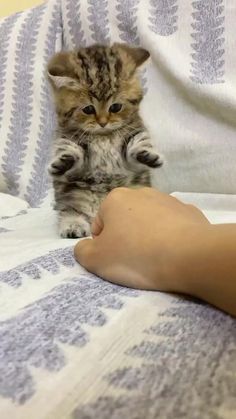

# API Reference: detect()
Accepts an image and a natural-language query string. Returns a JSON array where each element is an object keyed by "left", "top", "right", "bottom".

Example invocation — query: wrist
[{"left": 167, "top": 224, "right": 216, "bottom": 296}]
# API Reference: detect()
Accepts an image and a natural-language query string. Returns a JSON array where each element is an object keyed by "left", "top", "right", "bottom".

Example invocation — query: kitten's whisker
[
  {"left": 78, "top": 128, "right": 91, "bottom": 144},
  {"left": 123, "top": 123, "right": 141, "bottom": 132}
]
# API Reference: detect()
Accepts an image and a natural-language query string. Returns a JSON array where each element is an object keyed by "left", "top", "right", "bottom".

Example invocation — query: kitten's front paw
[
  {"left": 59, "top": 218, "right": 91, "bottom": 238},
  {"left": 49, "top": 153, "right": 77, "bottom": 176},
  {"left": 136, "top": 150, "right": 163, "bottom": 168},
  {"left": 126, "top": 132, "right": 163, "bottom": 170}
]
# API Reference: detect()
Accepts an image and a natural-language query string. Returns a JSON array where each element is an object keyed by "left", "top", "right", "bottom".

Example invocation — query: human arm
[{"left": 74, "top": 187, "right": 236, "bottom": 317}]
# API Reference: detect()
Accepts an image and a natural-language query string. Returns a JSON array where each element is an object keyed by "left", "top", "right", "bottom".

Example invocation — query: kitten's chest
[{"left": 87, "top": 137, "right": 124, "bottom": 175}]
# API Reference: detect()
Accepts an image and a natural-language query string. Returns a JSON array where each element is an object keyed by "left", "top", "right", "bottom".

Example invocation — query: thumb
[
  {"left": 74, "top": 238, "right": 99, "bottom": 273},
  {"left": 91, "top": 212, "right": 104, "bottom": 237}
]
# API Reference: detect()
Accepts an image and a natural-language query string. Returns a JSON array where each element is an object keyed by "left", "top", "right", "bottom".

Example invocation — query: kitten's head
[{"left": 47, "top": 43, "right": 150, "bottom": 135}]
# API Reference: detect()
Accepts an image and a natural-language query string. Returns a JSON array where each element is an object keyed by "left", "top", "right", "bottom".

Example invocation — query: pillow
[
  {"left": 61, "top": 0, "right": 236, "bottom": 194},
  {"left": 0, "top": 0, "right": 62, "bottom": 207},
  {"left": 1, "top": 0, "right": 236, "bottom": 204}
]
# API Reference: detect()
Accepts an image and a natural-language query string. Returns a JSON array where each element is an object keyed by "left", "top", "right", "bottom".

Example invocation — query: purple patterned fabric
[
  {"left": 64, "top": 0, "right": 86, "bottom": 49},
  {"left": 0, "top": 13, "right": 20, "bottom": 125},
  {"left": 0, "top": 0, "right": 230, "bottom": 205},
  {"left": 2, "top": 6, "right": 46, "bottom": 196},
  {"left": 74, "top": 300, "right": 236, "bottom": 419},
  {"left": 190, "top": 0, "right": 225, "bottom": 84},
  {"left": 0, "top": 275, "right": 137, "bottom": 403},
  {"left": 0, "top": 0, "right": 62, "bottom": 206},
  {"left": 149, "top": 0, "right": 178, "bottom": 36},
  {"left": 0, "top": 247, "right": 75, "bottom": 287},
  {"left": 25, "top": 2, "right": 61, "bottom": 206}
]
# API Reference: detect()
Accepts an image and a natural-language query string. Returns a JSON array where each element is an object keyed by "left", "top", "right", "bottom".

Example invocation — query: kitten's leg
[
  {"left": 49, "top": 140, "right": 85, "bottom": 180},
  {"left": 58, "top": 210, "right": 91, "bottom": 238},
  {"left": 50, "top": 141, "right": 88, "bottom": 237},
  {"left": 125, "top": 131, "right": 163, "bottom": 169},
  {"left": 58, "top": 190, "right": 102, "bottom": 238}
]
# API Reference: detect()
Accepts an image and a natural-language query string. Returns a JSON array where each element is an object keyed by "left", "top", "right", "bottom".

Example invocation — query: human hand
[{"left": 74, "top": 187, "right": 209, "bottom": 292}]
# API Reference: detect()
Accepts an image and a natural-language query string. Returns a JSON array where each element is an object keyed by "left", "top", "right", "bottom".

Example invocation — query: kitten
[{"left": 48, "top": 43, "right": 162, "bottom": 238}]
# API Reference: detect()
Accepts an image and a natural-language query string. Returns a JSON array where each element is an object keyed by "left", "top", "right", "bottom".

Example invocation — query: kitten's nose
[{"left": 98, "top": 118, "right": 108, "bottom": 128}]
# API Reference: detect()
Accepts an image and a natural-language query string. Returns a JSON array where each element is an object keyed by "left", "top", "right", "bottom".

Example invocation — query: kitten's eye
[
  {"left": 109, "top": 103, "right": 122, "bottom": 113},
  {"left": 82, "top": 105, "right": 96, "bottom": 115}
]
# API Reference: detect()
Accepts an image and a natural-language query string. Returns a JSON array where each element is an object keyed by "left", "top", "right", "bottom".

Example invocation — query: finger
[
  {"left": 91, "top": 213, "right": 104, "bottom": 237},
  {"left": 74, "top": 238, "right": 100, "bottom": 273},
  {"left": 186, "top": 204, "right": 210, "bottom": 224}
]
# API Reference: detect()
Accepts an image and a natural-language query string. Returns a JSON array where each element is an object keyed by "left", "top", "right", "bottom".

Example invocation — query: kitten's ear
[
  {"left": 113, "top": 43, "right": 150, "bottom": 69},
  {"left": 47, "top": 52, "right": 79, "bottom": 90}
]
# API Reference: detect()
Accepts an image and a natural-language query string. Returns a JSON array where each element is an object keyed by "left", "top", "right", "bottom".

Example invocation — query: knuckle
[
  {"left": 109, "top": 187, "right": 129, "bottom": 198},
  {"left": 187, "top": 204, "right": 198, "bottom": 211},
  {"left": 102, "top": 187, "right": 130, "bottom": 210},
  {"left": 141, "top": 186, "right": 152, "bottom": 193}
]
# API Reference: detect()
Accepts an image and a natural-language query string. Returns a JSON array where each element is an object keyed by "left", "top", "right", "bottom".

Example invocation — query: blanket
[{"left": 0, "top": 192, "right": 236, "bottom": 418}]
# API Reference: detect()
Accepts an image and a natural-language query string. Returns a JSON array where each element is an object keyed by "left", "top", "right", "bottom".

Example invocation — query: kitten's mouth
[{"left": 86, "top": 125, "right": 122, "bottom": 135}]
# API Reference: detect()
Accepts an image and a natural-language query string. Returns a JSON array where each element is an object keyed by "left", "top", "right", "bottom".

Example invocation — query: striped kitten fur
[{"left": 48, "top": 43, "right": 162, "bottom": 238}]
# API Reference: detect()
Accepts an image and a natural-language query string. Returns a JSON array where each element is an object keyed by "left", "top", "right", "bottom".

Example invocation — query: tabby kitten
[{"left": 48, "top": 43, "right": 162, "bottom": 238}]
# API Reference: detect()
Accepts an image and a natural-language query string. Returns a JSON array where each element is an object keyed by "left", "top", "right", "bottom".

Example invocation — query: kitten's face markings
[
  {"left": 48, "top": 43, "right": 150, "bottom": 135},
  {"left": 72, "top": 88, "right": 142, "bottom": 134},
  {"left": 109, "top": 103, "right": 123, "bottom": 113},
  {"left": 80, "top": 100, "right": 123, "bottom": 131},
  {"left": 69, "top": 96, "right": 139, "bottom": 134},
  {"left": 82, "top": 105, "right": 96, "bottom": 115}
]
